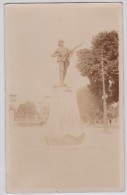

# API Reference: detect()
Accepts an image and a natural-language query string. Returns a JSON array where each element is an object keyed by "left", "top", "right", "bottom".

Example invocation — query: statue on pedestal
[{"left": 45, "top": 40, "right": 84, "bottom": 145}]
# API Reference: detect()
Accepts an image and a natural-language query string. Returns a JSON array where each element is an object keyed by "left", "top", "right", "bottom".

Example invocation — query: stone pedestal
[{"left": 45, "top": 86, "right": 84, "bottom": 145}]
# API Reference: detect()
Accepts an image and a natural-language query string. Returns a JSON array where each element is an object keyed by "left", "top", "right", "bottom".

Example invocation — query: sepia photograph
[{"left": 5, "top": 2, "right": 124, "bottom": 193}]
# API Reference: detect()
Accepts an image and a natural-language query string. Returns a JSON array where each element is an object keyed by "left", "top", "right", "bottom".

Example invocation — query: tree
[
  {"left": 76, "top": 31, "right": 119, "bottom": 104},
  {"left": 77, "top": 87, "right": 103, "bottom": 124},
  {"left": 16, "top": 101, "right": 37, "bottom": 120}
]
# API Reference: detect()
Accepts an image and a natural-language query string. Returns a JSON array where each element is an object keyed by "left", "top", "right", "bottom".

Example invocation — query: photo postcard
[{"left": 5, "top": 2, "right": 124, "bottom": 193}]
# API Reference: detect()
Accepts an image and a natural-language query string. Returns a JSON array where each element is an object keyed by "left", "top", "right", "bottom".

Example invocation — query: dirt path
[{"left": 7, "top": 125, "right": 124, "bottom": 193}]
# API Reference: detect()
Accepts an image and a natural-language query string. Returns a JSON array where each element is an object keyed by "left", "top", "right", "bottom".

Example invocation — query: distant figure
[
  {"left": 108, "top": 113, "right": 112, "bottom": 126},
  {"left": 109, "top": 118, "right": 112, "bottom": 126},
  {"left": 51, "top": 40, "right": 74, "bottom": 86}
]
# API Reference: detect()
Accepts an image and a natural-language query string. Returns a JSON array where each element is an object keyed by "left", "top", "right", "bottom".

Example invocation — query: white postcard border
[{"left": 0, "top": 0, "right": 127, "bottom": 194}]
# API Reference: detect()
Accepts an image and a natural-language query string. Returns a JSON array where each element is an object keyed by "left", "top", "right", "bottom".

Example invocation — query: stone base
[
  {"left": 45, "top": 133, "right": 85, "bottom": 146},
  {"left": 45, "top": 85, "right": 84, "bottom": 145}
]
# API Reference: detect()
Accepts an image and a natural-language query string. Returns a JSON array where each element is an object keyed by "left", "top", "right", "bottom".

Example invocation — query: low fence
[{"left": 11, "top": 120, "right": 47, "bottom": 127}]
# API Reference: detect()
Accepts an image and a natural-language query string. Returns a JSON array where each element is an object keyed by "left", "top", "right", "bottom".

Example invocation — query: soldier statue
[{"left": 51, "top": 40, "right": 74, "bottom": 86}]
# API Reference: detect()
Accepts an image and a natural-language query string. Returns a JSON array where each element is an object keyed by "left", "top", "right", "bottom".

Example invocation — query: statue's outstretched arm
[{"left": 51, "top": 49, "right": 59, "bottom": 57}]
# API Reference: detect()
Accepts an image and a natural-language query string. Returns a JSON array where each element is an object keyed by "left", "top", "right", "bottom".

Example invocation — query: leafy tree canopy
[
  {"left": 16, "top": 101, "right": 37, "bottom": 118},
  {"left": 76, "top": 31, "right": 119, "bottom": 104}
]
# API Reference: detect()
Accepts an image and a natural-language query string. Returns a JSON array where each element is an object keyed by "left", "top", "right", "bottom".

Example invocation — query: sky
[{"left": 5, "top": 3, "right": 122, "bottom": 106}]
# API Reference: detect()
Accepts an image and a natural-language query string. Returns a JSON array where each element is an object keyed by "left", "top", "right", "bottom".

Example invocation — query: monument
[{"left": 45, "top": 40, "right": 84, "bottom": 145}]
